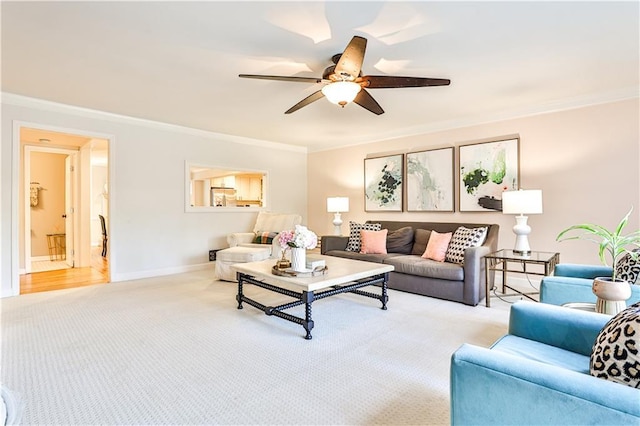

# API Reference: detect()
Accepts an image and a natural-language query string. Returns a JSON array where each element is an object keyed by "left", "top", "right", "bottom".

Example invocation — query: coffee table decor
[
  {"left": 233, "top": 256, "right": 393, "bottom": 339},
  {"left": 271, "top": 265, "right": 328, "bottom": 277},
  {"left": 277, "top": 225, "right": 318, "bottom": 272}
]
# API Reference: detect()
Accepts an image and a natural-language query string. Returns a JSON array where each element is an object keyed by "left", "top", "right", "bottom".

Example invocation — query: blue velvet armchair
[
  {"left": 450, "top": 302, "right": 640, "bottom": 425},
  {"left": 540, "top": 263, "right": 640, "bottom": 306}
]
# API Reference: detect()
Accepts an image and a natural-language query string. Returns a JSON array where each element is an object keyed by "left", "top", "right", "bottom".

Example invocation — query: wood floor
[{"left": 20, "top": 247, "right": 109, "bottom": 294}]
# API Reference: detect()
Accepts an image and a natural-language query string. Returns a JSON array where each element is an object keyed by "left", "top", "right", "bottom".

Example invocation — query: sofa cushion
[
  {"left": 360, "top": 229, "right": 388, "bottom": 254},
  {"left": 253, "top": 231, "right": 278, "bottom": 244},
  {"left": 492, "top": 335, "right": 590, "bottom": 374},
  {"left": 445, "top": 226, "right": 488, "bottom": 264},
  {"left": 324, "top": 250, "right": 401, "bottom": 264},
  {"left": 383, "top": 255, "right": 464, "bottom": 281},
  {"left": 422, "top": 230, "right": 452, "bottom": 262},
  {"left": 590, "top": 301, "right": 640, "bottom": 388},
  {"left": 346, "top": 222, "right": 381, "bottom": 252},
  {"left": 386, "top": 226, "right": 415, "bottom": 254},
  {"left": 411, "top": 229, "right": 432, "bottom": 256},
  {"left": 615, "top": 249, "right": 640, "bottom": 285}
]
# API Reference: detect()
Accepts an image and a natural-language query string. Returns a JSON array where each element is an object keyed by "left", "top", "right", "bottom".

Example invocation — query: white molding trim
[
  {"left": 309, "top": 86, "right": 640, "bottom": 152},
  {"left": 1, "top": 92, "right": 307, "bottom": 154},
  {"left": 4, "top": 88, "right": 636, "bottom": 155},
  {"left": 111, "top": 262, "right": 212, "bottom": 283},
  {"left": 11, "top": 120, "right": 116, "bottom": 296},
  {"left": 30, "top": 256, "right": 51, "bottom": 262}
]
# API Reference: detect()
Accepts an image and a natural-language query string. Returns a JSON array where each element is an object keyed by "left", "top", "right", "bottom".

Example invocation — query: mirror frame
[{"left": 185, "top": 161, "right": 269, "bottom": 213}]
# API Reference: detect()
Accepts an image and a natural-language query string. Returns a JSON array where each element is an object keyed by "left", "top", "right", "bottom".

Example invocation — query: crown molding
[
  {"left": 1, "top": 92, "right": 307, "bottom": 154},
  {"left": 3, "top": 87, "right": 637, "bottom": 155},
  {"left": 308, "top": 86, "right": 640, "bottom": 153}
]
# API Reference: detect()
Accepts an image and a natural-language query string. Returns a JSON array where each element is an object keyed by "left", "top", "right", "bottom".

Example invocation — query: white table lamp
[
  {"left": 327, "top": 197, "right": 349, "bottom": 235},
  {"left": 502, "top": 189, "right": 543, "bottom": 255}
]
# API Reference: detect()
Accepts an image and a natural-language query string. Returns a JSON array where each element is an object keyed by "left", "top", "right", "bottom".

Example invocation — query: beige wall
[
  {"left": 308, "top": 98, "right": 640, "bottom": 267},
  {"left": 30, "top": 152, "right": 67, "bottom": 257}
]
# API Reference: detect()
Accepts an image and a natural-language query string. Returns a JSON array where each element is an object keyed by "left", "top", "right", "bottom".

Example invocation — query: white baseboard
[{"left": 111, "top": 262, "right": 212, "bottom": 282}]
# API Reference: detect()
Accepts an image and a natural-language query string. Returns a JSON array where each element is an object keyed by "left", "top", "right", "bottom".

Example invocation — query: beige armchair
[{"left": 227, "top": 211, "right": 302, "bottom": 258}]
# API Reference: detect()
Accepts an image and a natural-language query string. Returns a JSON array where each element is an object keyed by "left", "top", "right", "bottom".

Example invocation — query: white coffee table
[{"left": 232, "top": 255, "right": 394, "bottom": 339}]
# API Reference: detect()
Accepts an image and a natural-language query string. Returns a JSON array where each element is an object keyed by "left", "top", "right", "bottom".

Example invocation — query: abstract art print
[
  {"left": 364, "top": 154, "right": 403, "bottom": 212},
  {"left": 459, "top": 138, "right": 519, "bottom": 212},
  {"left": 406, "top": 147, "right": 454, "bottom": 212}
]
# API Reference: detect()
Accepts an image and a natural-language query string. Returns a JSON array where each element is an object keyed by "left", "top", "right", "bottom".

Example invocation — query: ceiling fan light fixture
[{"left": 321, "top": 81, "right": 361, "bottom": 107}]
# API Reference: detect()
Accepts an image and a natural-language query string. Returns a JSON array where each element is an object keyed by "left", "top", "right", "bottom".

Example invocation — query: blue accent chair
[
  {"left": 540, "top": 263, "right": 640, "bottom": 306},
  {"left": 450, "top": 302, "right": 640, "bottom": 425}
]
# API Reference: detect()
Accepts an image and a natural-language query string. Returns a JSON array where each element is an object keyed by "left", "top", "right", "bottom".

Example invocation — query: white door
[{"left": 64, "top": 155, "right": 75, "bottom": 267}]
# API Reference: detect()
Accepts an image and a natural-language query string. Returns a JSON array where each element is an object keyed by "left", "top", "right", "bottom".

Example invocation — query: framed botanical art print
[
  {"left": 458, "top": 137, "right": 519, "bottom": 212},
  {"left": 364, "top": 154, "right": 403, "bottom": 212},
  {"left": 406, "top": 147, "right": 454, "bottom": 212}
]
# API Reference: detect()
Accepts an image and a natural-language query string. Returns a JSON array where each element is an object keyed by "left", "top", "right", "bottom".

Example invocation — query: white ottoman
[{"left": 215, "top": 246, "right": 272, "bottom": 281}]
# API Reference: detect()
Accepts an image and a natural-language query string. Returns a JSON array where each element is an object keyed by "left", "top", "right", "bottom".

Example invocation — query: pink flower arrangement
[{"left": 277, "top": 225, "right": 318, "bottom": 250}]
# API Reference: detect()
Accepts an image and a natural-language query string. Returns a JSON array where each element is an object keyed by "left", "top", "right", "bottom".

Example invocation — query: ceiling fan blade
[
  {"left": 333, "top": 36, "right": 367, "bottom": 80},
  {"left": 362, "top": 75, "right": 451, "bottom": 88},
  {"left": 285, "top": 90, "right": 325, "bottom": 114},
  {"left": 239, "top": 74, "right": 322, "bottom": 84},
  {"left": 353, "top": 89, "right": 384, "bottom": 115}
]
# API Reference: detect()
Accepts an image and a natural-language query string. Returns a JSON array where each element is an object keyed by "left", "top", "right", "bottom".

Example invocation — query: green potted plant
[{"left": 557, "top": 208, "right": 640, "bottom": 314}]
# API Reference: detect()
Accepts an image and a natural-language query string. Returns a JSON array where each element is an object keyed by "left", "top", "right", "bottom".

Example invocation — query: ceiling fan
[{"left": 239, "top": 35, "right": 450, "bottom": 115}]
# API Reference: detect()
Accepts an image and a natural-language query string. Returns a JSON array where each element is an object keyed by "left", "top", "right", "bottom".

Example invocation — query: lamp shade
[
  {"left": 327, "top": 197, "right": 349, "bottom": 213},
  {"left": 321, "top": 82, "right": 361, "bottom": 106},
  {"left": 502, "top": 189, "right": 543, "bottom": 215}
]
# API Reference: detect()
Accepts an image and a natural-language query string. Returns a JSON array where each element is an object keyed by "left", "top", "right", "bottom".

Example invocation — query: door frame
[
  {"left": 23, "top": 145, "right": 78, "bottom": 273},
  {"left": 11, "top": 120, "right": 115, "bottom": 296}
]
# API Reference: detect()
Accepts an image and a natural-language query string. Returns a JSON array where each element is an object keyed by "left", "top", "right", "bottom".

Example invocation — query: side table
[{"left": 485, "top": 249, "right": 560, "bottom": 307}]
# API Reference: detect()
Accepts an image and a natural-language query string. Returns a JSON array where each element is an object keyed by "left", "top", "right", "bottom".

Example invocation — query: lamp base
[
  {"left": 332, "top": 212, "right": 343, "bottom": 236},
  {"left": 512, "top": 215, "right": 532, "bottom": 254},
  {"left": 513, "top": 249, "right": 531, "bottom": 256}
]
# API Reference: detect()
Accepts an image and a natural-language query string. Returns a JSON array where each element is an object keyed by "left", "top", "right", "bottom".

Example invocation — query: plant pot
[{"left": 592, "top": 277, "right": 632, "bottom": 315}]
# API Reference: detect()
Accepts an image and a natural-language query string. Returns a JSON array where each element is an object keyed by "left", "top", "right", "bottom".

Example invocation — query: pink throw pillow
[
  {"left": 360, "top": 229, "right": 388, "bottom": 254},
  {"left": 422, "top": 230, "right": 453, "bottom": 262}
]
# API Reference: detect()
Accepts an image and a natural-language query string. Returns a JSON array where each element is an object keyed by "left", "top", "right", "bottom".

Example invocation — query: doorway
[{"left": 18, "top": 126, "right": 110, "bottom": 294}]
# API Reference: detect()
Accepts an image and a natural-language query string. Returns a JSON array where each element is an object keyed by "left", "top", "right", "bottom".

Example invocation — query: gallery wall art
[
  {"left": 364, "top": 154, "right": 403, "bottom": 212},
  {"left": 458, "top": 138, "right": 519, "bottom": 212},
  {"left": 406, "top": 147, "right": 454, "bottom": 212}
]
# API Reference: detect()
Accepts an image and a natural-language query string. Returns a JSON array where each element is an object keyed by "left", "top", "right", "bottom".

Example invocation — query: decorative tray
[{"left": 272, "top": 265, "right": 328, "bottom": 277}]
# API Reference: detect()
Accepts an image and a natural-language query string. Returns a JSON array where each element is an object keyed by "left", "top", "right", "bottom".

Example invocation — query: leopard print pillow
[
  {"left": 615, "top": 249, "right": 640, "bottom": 285},
  {"left": 590, "top": 301, "right": 640, "bottom": 388}
]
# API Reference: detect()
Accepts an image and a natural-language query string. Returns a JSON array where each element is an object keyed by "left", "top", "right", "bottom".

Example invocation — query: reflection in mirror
[{"left": 187, "top": 163, "right": 267, "bottom": 211}]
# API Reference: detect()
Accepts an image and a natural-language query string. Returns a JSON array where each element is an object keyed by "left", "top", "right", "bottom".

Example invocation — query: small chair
[
  {"left": 99, "top": 214, "right": 108, "bottom": 257},
  {"left": 540, "top": 263, "right": 640, "bottom": 306},
  {"left": 450, "top": 302, "right": 640, "bottom": 424},
  {"left": 215, "top": 212, "right": 302, "bottom": 281}
]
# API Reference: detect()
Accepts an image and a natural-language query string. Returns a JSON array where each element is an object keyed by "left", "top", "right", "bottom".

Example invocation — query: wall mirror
[{"left": 186, "top": 162, "right": 268, "bottom": 212}]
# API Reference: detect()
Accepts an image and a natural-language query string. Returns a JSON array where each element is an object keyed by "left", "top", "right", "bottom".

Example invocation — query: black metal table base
[{"left": 236, "top": 271, "right": 389, "bottom": 340}]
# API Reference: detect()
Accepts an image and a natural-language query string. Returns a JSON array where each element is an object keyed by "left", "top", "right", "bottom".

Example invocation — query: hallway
[{"left": 20, "top": 247, "right": 108, "bottom": 294}]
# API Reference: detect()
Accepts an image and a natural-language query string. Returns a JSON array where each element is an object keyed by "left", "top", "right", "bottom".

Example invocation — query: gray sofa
[{"left": 321, "top": 221, "right": 499, "bottom": 306}]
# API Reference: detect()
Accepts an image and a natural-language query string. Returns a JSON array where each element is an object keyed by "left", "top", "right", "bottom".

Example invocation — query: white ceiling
[{"left": 2, "top": 1, "right": 638, "bottom": 152}]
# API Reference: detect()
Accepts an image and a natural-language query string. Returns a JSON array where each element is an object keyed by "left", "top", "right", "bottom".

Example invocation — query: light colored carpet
[{"left": 1, "top": 269, "right": 511, "bottom": 425}]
